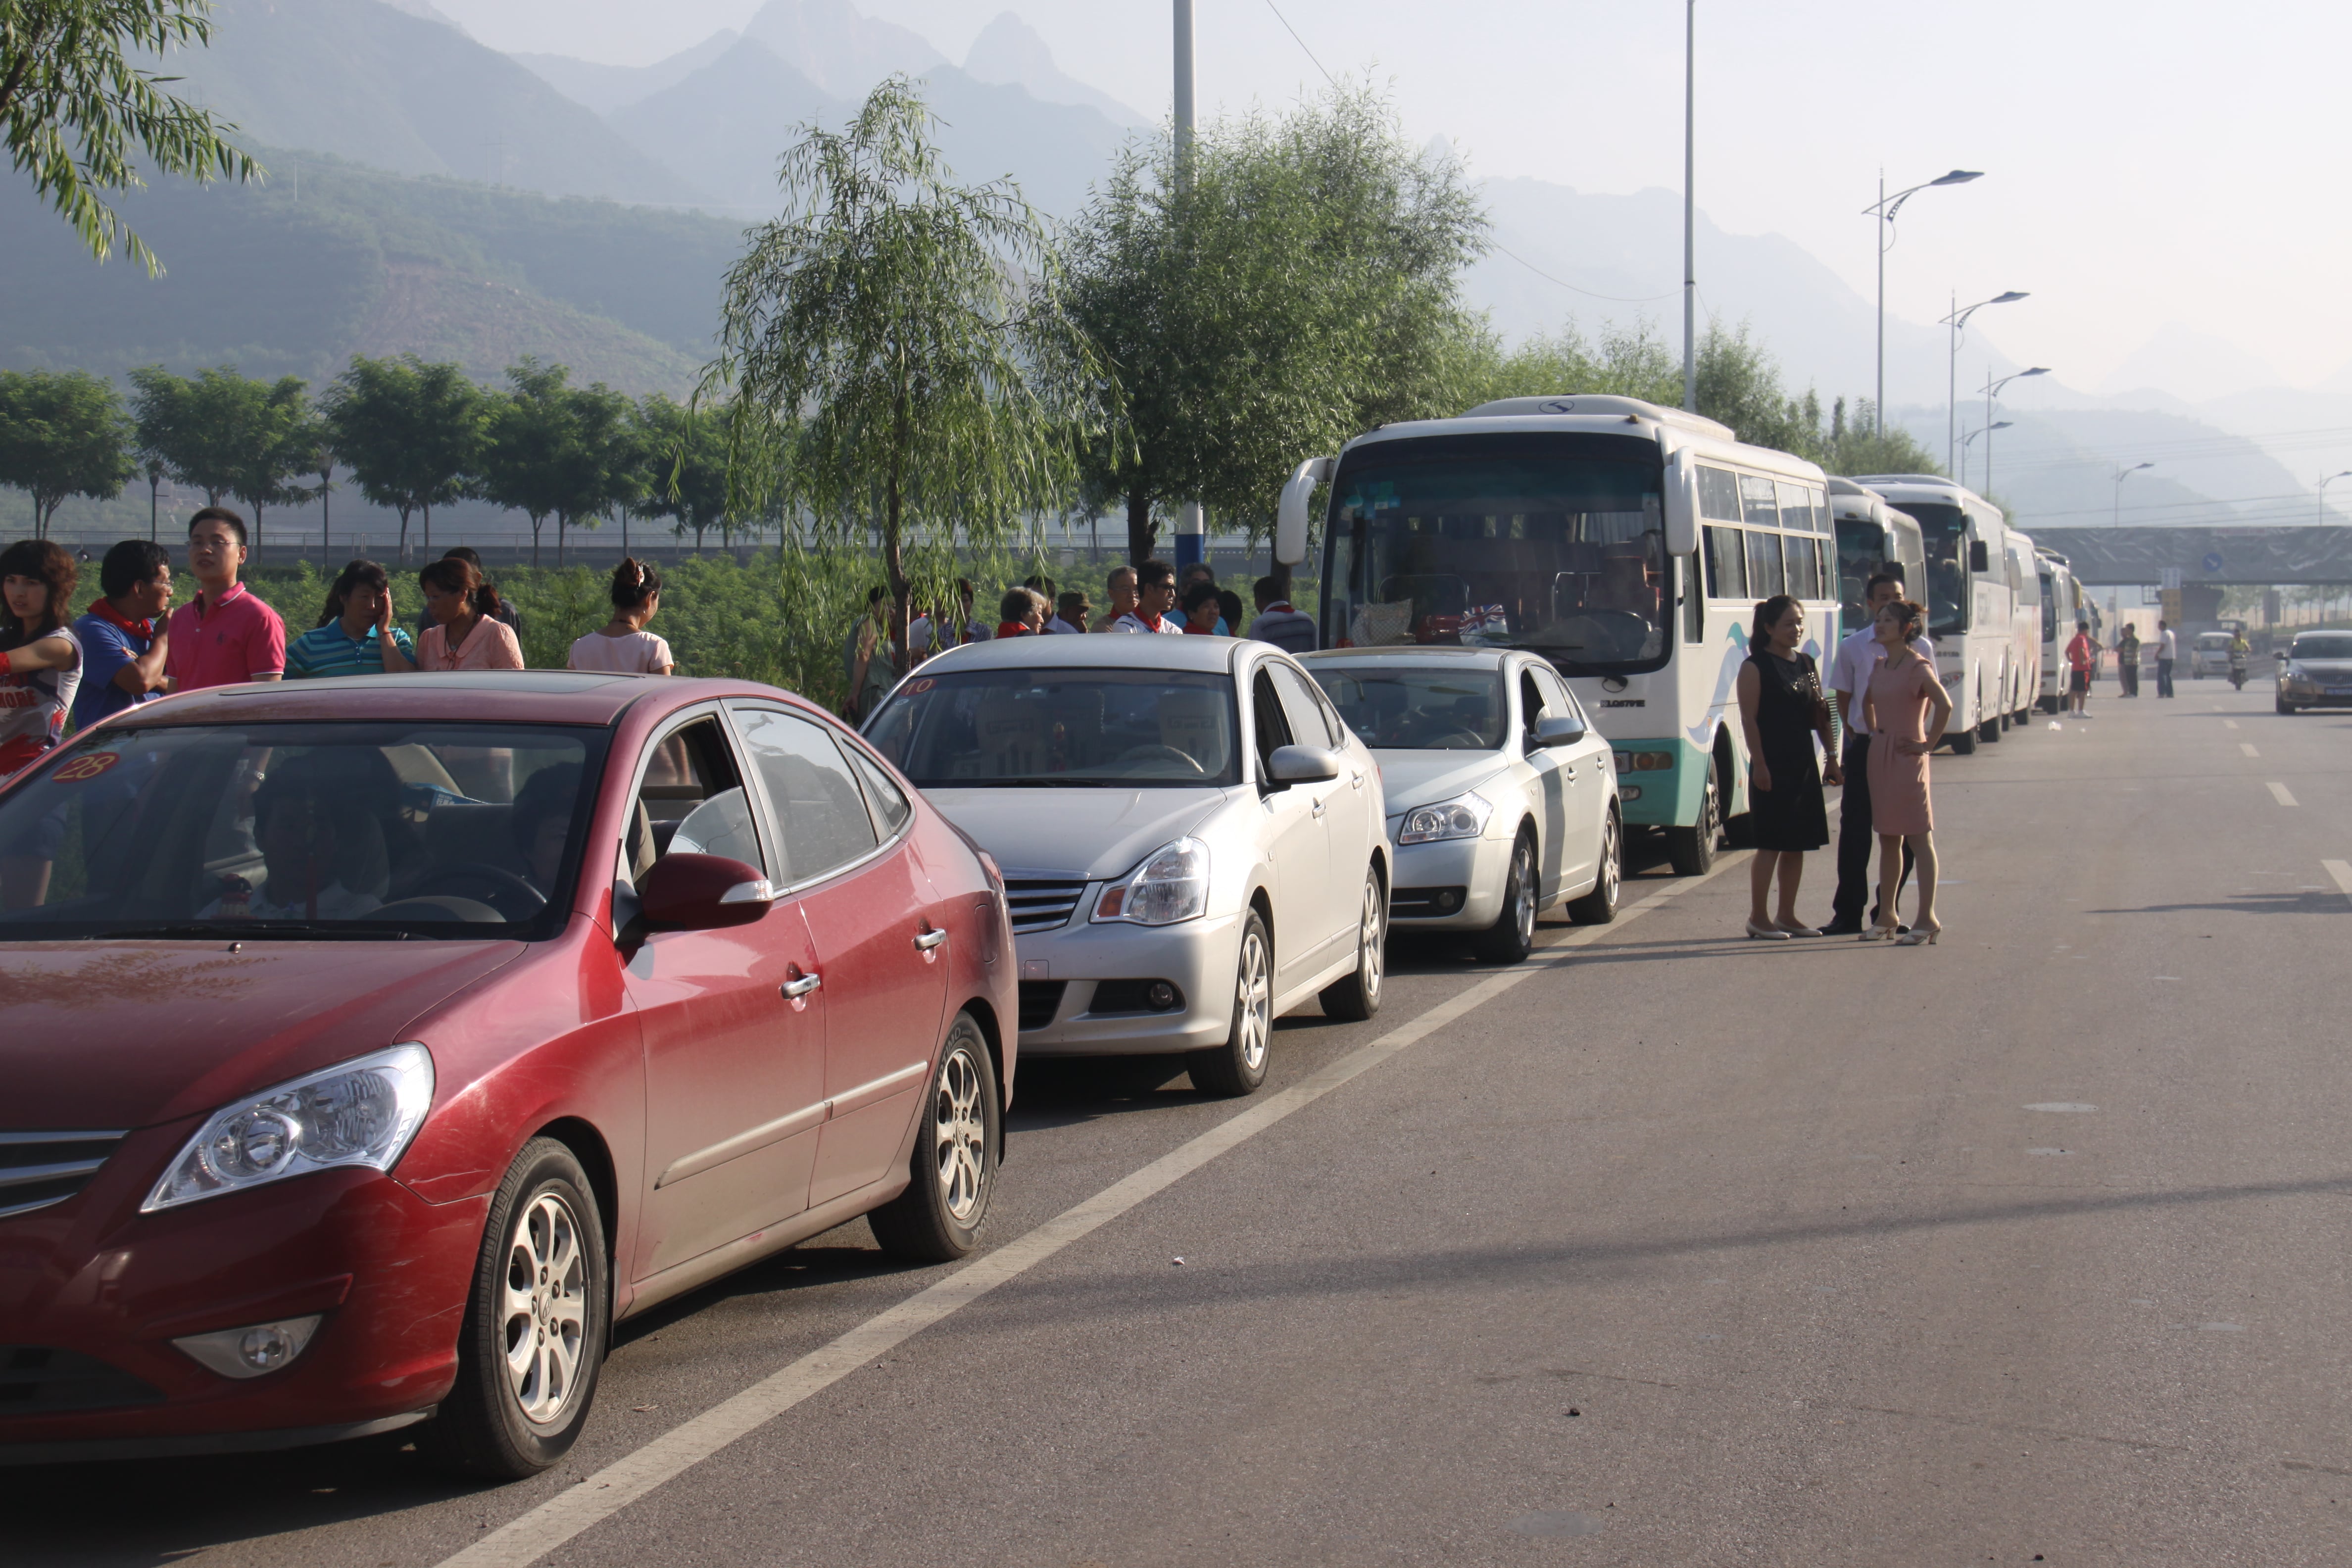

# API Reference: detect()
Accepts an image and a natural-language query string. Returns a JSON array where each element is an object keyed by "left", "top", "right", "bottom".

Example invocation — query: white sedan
[
  {"left": 863, "top": 635, "right": 1390, "bottom": 1097},
  {"left": 1301, "top": 647, "right": 1621, "bottom": 963}
]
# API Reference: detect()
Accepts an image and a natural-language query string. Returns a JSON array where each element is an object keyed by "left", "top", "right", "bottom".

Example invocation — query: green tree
[
  {"left": 478, "top": 358, "right": 634, "bottom": 568},
  {"left": 1, "top": 0, "right": 262, "bottom": 272},
  {"left": 0, "top": 367, "right": 134, "bottom": 536},
  {"left": 321, "top": 354, "right": 485, "bottom": 560},
  {"left": 696, "top": 76, "right": 1114, "bottom": 658},
  {"left": 1064, "top": 82, "right": 1483, "bottom": 560},
  {"left": 637, "top": 392, "right": 738, "bottom": 555},
  {"left": 1822, "top": 395, "right": 1943, "bottom": 478},
  {"left": 218, "top": 373, "right": 309, "bottom": 561}
]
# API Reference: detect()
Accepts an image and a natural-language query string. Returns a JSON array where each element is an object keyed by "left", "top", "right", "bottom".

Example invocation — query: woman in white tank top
[{"left": 569, "top": 558, "right": 675, "bottom": 676}]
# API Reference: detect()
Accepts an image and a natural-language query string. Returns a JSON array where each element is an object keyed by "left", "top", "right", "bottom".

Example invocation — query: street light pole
[
  {"left": 1682, "top": 0, "right": 1696, "bottom": 412},
  {"left": 1979, "top": 366, "right": 2048, "bottom": 501},
  {"left": 2114, "top": 461, "right": 2153, "bottom": 528},
  {"left": 2320, "top": 470, "right": 2352, "bottom": 524},
  {"left": 1864, "top": 169, "right": 1981, "bottom": 435},
  {"left": 1962, "top": 422, "right": 2011, "bottom": 493},
  {"left": 1943, "top": 290, "right": 2028, "bottom": 475},
  {"left": 1172, "top": 0, "right": 1204, "bottom": 572}
]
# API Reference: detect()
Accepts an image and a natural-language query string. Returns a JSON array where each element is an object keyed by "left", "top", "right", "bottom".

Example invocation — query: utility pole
[
  {"left": 1172, "top": 0, "right": 1206, "bottom": 573},
  {"left": 1681, "top": 0, "right": 1696, "bottom": 412}
]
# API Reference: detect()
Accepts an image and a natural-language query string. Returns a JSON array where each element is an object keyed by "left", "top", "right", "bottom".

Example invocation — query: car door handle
[
  {"left": 1311, "top": 797, "right": 1327, "bottom": 818},
  {"left": 914, "top": 927, "right": 949, "bottom": 952},
  {"left": 780, "top": 969, "right": 822, "bottom": 999},
  {"left": 1561, "top": 765, "right": 1576, "bottom": 780},
  {"left": 1349, "top": 770, "right": 1366, "bottom": 789}
]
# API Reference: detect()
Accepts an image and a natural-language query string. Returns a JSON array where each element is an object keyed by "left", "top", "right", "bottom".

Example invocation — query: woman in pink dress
[
  {"left": 1860, "top": 597, "right": 1953, "bottom": 944},
  {"left": 417, "top": 558, "right": 525, "bottom": 671}
]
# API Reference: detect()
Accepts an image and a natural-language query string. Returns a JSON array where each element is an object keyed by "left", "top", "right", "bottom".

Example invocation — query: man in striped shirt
[{"left": 287, "top": 561, "right": 417, "bottom": 679}]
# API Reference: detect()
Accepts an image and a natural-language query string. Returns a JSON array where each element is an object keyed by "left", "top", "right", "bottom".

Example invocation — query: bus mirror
[
  {"left": 1969, "top": 539, "right": 1991, "bottom": 573},
  {"left": 1275, "top": 456, "right": 1335, "bottom": 565},
  {"left": 1663, "top": 451, "right": 1700, "bottom": 558}
]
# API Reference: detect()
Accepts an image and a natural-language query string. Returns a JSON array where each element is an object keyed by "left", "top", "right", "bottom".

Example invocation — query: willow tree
[{"left": 697, "top": 75, "right": 1119, "bottom": 662}]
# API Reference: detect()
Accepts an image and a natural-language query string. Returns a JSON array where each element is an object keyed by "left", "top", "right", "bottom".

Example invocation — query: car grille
[
  {"left": 0, "top": 1130, "right": 126, "bottom": 1221},
  {"left": 1004, "top": 880, "right": 1088, "bottom": 934},
  {"left": 1018, "top": 981, "right": 1068, "bottom": 1033},
  {"left": 0, "top": 1347, "right": 164, "bottom": 1413}
]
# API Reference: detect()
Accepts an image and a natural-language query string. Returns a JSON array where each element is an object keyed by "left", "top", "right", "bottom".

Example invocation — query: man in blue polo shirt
[{"left": 70, "top": 540, "right": 174, "bottom": 731}]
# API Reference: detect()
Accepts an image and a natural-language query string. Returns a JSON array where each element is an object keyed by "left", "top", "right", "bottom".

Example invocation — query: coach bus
[
  {"left": 1273, "top": 393, "right": 1840, "bottom": 877},
  {"left": 1829, "top": 476, "right": 1926, "bottom": 628},
  {"left": 1847, "top": 474, "right": 2019, "bottom": 754},
  {"left": 2036, "top": 548, "right": 2079, "bottom": 711},
  {"left": 2002, "top": 529, "right": 2045, "bottom": 732}
]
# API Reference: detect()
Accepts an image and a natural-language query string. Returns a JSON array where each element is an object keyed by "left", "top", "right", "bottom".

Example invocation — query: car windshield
[
  {"left": 865, "top": 669, "right": 1239, "bottom": 786},
  {"left": 1304, "top": 664, "right": 1507, "bottom": 750},
  {"left": 2295, "top": 636, "right": 2352, "bottom": 659},
  {"left": 2197, "top": 634, "right": 2233, "bottom": 649},
  {"left": 0, "top": 722, "right": 605, "bottom": 941}
]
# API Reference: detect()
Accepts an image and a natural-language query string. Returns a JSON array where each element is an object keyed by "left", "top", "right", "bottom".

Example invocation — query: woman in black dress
[{"left": 1735, "top": 594, "right": 1842, "bottom": 939}]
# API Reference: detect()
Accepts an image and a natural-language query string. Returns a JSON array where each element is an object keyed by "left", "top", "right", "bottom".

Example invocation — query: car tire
[
  {"left": 868, "top": 1013, "right": 999, "bottom": 1263},
  {"left": 2277, "top": 697, "right": 2298, "bottom": 715},
  {"left": 1321, "top": 866, "right": 1387, "bottom": 1019},
  {"left": 1566, "top": 808, "right": 1622, "bottom": 926},
  {"left": 1664, "top": 768, "right": 1719, "bottom": 877},
  {"left": 423, "top": 1137, "right": 609, "bottom": 1480},
  {"left": 1191, "top": 909, "right": 1274, "bottom": 1097},
  {"left": 1474, "top": 833, "right": 1538, "bottom": 964}
]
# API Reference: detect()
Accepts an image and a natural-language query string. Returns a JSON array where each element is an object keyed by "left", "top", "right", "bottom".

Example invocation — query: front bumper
[
  {"left": 1387, "top": 833, "right": 1517, "bottom": 929},
  {"left": 0, "top": 1120, "right": 485, "bottom": 1461},
  {"left": 2279, "top": 681, "right": 2352, "bottom": 707},
  {"left": 1012, "top": 908, "right": 1244, "bottom": 1055}
]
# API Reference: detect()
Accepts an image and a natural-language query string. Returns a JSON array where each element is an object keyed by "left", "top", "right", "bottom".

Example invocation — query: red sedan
[{"left": 0, "top": 673, "right": 1015, "bottom": 1476}]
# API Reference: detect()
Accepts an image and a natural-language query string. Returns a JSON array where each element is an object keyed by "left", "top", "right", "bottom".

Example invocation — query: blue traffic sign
[{"left": 2202, "top": 551, "right": 2225, "bottom": 572}]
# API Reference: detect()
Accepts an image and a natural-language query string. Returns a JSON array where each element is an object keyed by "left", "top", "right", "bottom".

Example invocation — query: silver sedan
[
  {"left": 1301, "top": 647, "right": 1622, "bottom": 963},
  {"left": 863, "top": 634, "right": 1390, "bottom": 1096}
]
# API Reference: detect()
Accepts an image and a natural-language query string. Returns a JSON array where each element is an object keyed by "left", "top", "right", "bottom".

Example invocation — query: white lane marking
[
  {"left": 432, "top": 859, "right": 1747, "bottom": 1568},
  {"left": 2024, "top": 1102, "right": 2097, "bottom": 1113},
  {"left": 2223, "top": 719, "right": 2239, "bottom": 730},
  {"left": 2322, "top": 860, "right": 2352, "bottom": 900},
  {"left": 2240, "top": 742, "right": 2260, "bottom": 757},
  {"left": 2268, "top": 782, "right": 2299, "bottom": 807}
]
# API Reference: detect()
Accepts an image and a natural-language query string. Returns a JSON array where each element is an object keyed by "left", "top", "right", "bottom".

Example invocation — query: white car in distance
[
  {"left": 1301, "top": 647, "right": 1622, "bottom": 963},
  {"left": 862, "top": 635, "right": 1390, "bottom": 1096}
]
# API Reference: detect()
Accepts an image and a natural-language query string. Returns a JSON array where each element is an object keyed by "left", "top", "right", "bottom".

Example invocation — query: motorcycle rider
[{"left": 2228, "top": 630, "right": 2251, "bottom": 690}]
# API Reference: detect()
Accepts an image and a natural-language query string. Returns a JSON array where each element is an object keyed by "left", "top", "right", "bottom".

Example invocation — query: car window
[
  {"left": 839, "top": 738, "right": 912, "bottom": 836},
  {"left": 1306, "top": 664, "right": 1507, "bottom": 750},
  {"left": 1518, "top": 670, "right": 1548, "bottom": 745},
  {"left": 632, "top": 716, "right": 761, "bottom": 882},
  {"left": 732, "top": 706, "right": 880, "bottom": 886},
  {"left": 1267, "top": 663, "right": 1335, "bottom": 749},
  {"left": 865, "top": 668, "right": 1239, "bottom": 786},
  {"left": 1251, "top": 668, "right": 1294, "bottom": 776},
  {"left": 1529, "top": 665, "right": 1579, "bottom": 726}
]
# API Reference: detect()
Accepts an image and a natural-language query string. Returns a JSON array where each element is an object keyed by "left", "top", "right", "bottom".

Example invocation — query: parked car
[
  {"left": 1300, "top": 648, "right": 1622, "bottom": 962},
  {"left": 0, "top": 673, "right": 1013, "bottom": 1475},
  {"left": 2275, "top": 630, "right": 2352, "bottom": 713},
  {"left": 863, "top": 635, "right": 1388, "bottom": 1096}
]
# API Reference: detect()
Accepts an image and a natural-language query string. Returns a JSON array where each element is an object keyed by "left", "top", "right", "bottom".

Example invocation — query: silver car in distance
[
  {"left": 863, "top": 635, "right": 1390, "bottom": 1096},
  {"left": 1300, "top": 647, "right": 1622, "bottom": 964}
]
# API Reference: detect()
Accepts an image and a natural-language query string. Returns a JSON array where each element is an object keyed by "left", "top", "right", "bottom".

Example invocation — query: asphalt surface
[{"left": 11, "top": 676, "right": 2350, "bottom": 1567}]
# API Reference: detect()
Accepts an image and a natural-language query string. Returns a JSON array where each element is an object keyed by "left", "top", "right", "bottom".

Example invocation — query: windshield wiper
[
  {"left": 947, "top": 777, "right": 1117, "bottom": 787},
  {"left": 90, "top": 923, "right": 415, "bottom": 941}
]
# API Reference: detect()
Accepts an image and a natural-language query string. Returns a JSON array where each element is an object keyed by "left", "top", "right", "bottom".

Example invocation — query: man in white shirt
[
  {"left": 1112, "top": 560, "right": 1185, "bottom": 634},
  {"left": 1820, "top": 572, "right": 1936, "bottom": 934},
  {"left": 2156, "top": 618, "right": 2178, "bottom": 698}
]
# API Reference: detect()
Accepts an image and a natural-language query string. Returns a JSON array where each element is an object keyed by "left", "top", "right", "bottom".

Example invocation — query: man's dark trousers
[
  {"left": 1830, "top": 731, "right": 1915, "bottom": 928},
  {"left": 2156, "top": 657, "right": 2176, "bottom": 697}
]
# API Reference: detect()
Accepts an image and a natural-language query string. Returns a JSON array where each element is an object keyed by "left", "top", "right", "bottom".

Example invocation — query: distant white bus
[
  {"left": 1848, "top": 475, "right": 2020, "bottom": 754},
  {"left": 2035, "top": 548, "right": 2080, "bottom": 711},
  {"left": 2002, "top": 528, "right": 2045, "bottom": 729},
  {"left": 1828, "top": 477, "right": 1926, "bottom": 630},
  {"left": 1276, "top": 394, "right": 1840, "bottom": 877}
]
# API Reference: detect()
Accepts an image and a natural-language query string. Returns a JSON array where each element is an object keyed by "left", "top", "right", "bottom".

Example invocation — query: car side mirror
[
  {"left": 636, "top": 852, "right": 774, "bottom": 931},
  {"left": 1532, "top": 714, "right": 1586, "bottom": 747},
  {"left": 1265, "top": 744, "right": 1341, "bottom": 787},
  {"left": 2275, "top": 649, "right": 2289, "bottom": 660}
]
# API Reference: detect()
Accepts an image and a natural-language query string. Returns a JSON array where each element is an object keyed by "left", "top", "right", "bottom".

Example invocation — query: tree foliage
[
  {"left": 124, "top": 363, "right": 310, "bottom": 552},
  {"left": 477, "top": 358, "right": 635, "bottom": 568},
  {"left": 0, "top": 0, "right": 261, "bottom": 273},
  {"left": 1064, "top": 82, "right": 1485, "bottom": 558},
  {"left": 0, "top": 366, "right": 133, "bottom": 535},
  {"left": 321, "top": 354, "right": 484, "bottom": 560},
  {"left": 697, "top": 76, "right": 1115, "bottom": 655}
]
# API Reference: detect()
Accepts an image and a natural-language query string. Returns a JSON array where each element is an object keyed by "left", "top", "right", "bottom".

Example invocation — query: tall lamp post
[
  {"left": 2113, "top": 461, "right": 2153, "bottom": 527},
  {"left": 1943, "top": 290, "right": 2028, "bottom": 474},
  {"left": 2319, "top": 470, "right": 2352, "bottom": 524},
  {"left": 1863, "top": 169, "right": 1982, "bottom": 434},
  {"left": 1171, "top": 0, "right": 1205, "bottom": 573},
  {"left": 1962, "top": 422, "right": 2011, "bottom": 494},
  {"left": 1682, "top": 0, "right": 1696, "bottom": 411},
  {"left": 1978, "top": 366, "right": 2048, "bottom": 499}
]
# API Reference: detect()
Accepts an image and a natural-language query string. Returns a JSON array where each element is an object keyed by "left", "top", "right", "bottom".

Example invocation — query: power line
[
  {"left": 1491, "top": 243, "right": 1685, "bottom": 306},
  {"left": 1261, "top": 0, "right": 1336, "bottom": 87}
]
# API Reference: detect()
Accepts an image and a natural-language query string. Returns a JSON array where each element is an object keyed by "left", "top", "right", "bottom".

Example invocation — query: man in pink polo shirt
[{"left": 166, "top": 507, "right": 286, "bottom": 691}]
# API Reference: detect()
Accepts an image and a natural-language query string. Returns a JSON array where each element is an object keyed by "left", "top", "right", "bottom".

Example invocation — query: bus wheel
[
  {"left": 1949, "top": 724, "right": 1979, "bottom": 755},
  {"left": 1665, "top": 770, "right": 1719, "bottom": 877}
]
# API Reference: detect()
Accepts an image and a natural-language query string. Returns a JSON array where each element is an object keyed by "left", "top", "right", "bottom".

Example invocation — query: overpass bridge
[{"left": 2027, "top": 525, "right": 2352, "bottom": 587}]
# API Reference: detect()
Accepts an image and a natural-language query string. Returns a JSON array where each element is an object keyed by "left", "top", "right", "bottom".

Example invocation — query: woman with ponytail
[
  {"left": 1734, "top": 593, "right": 1841, "bottom": 939},
  {"left": 569, "top": 558, "right": 674, "bottom": 675},
  {"left": 416, "top": 557, "right": 524, "bottom": 671}
]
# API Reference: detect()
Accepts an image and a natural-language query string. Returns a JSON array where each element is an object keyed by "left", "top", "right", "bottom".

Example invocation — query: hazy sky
[{"left": 437, "top": 0, "right": 2352, "bottom": 399}]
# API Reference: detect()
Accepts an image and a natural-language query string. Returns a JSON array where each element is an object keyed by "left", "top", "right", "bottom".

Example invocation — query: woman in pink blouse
[{"left": 417, "top": 557, "right": 525, "bottom": 671}]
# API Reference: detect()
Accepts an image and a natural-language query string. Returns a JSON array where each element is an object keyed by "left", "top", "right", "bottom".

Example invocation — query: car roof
[
  {"left": 916, "top": 634, "right": 1254, "bottom": 677},
  {"left": 102, "top": 673, "right": 779, "bottom": 731},
  {"left": 1299, "top": 646, "right": 1515, "bottom": 670}
]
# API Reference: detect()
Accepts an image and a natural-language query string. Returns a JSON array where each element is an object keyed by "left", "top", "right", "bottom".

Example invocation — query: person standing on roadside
[
  {"left": 288, "top": 561, "right": 417, "bottom": 678},
  {"left": 1862, "top": 597, "right": 1953, "bottom": 945},
  {"left": 1113, "top": 561, "right": 1185, "bottom": 634},
  {"left": 1179, "top": 562, "right": 1230, "bottom": 634},
  {"left": 411, "top": 547, "right": 520, "bottom": 637},
  {"left": 1820, "top": 572, "right": 1929, "bottom": 935},
  {"left": 71, "top": 540, "right": 172, "bottom": 730},
  {"left": 2064, "top": 620, "right": 2095, "bottom": 718},
  {"left": 167, "top": 507, "right": 285, "bottom": 693},
  {"left": 1736, "top": 594, "right": 1841, "bottom": 940},
  {"left": 1047, "top": 590, "right": 1090, "bottom": 635},
  {"left": 1179, "top": 581, "right": 1225, "bottom": 634},
  {"left": 416, "top": 557, "right": 524, "bottom": 670},
  {"left": 846, "top": 593, "right": 901, "bottom": 722},
  {"left": 2156, "top": 618, "right": 2178, "bottom": 698},
  {"left": 569, "top": 558, "right": 674, "bottom": 675},
  {"left": 1093, "top": 565, "right": 1138, "bottom": 632},
  {"left": 2115, "top": 623, "right": 2141, "bottom": 697},
  {"left": 1245, "top": 575, "right": 1317, "bottom": 653},
  {"left": 1, "top": 540, "right": 84, "bottom": 909},
  {"left": 994, "top": 587, "right": 1046, "bottom": 638}
]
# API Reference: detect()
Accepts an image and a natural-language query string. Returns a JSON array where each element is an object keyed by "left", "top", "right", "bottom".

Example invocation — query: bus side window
[
  {"left": 1683, "top": 554, "right": 1703, "bottom": 641},
  {"left": 1706, "top": 527, "right": 1747, "bottom": 601}
]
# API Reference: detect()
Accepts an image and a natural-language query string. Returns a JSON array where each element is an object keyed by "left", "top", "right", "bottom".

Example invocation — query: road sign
[
  {"left": 2202, "top": 551, "right": 2225, "bottom": 572},
  {"left": 2161, "top": 567, "right": 2183, "bottom": 590}
]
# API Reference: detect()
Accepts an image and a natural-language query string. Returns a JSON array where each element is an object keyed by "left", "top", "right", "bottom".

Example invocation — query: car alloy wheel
[
  {"left": 870, "top": 1013, "right": 1000, "bottom": 1262},
  {"left": 1192, "top": 910, "right": 1274, "bottom": 1096},
  {"left": 1475, "top": 834, "right": 1537, "bottom": 964},
  {"left": 502, "top": 1191, "right": 589, "bottom": 1426},
  {"left": 932, "top": 1044, "right": 988, "bottom": 1225},
  {"left": 1323, "top": 869, "right": 1386, "bottom": 1019},
  {"left": 1568, "top": 810, "right": 1621, "bottom": 925}
]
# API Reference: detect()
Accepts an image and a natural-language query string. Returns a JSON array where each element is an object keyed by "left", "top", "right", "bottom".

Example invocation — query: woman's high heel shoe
[
  {"left": 1895, "top": 925, "right": 1940, "bottom": 946},
  {"left": 1745, "top": 919, "right": 1792, "bottom": 940},
  {"left": 1860, "top": 924, "right": 1897, "bottom": 942}
]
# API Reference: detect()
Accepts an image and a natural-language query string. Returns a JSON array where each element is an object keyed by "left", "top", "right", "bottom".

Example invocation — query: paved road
[{"left": 11, "top": 681, "right": 2350, "bottom": 1566}]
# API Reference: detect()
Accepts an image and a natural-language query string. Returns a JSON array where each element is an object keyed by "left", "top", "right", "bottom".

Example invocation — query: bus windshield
[
  {"left": 1322, "top": 434, "right": 1668, "bottom": 677},
  {"left": 1903, "top": 502, "right": 1972, "bottom": 637},
  {"left": 1834, "top": 519, "right": 1887, "bottom": 629}
]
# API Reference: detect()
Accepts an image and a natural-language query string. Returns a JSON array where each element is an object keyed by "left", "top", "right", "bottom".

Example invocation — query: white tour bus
[
  {"left": 1828, "top": 477, "right": 1926, "bottom": 633},
  {"left": 1272, "top": 394, "right": 1839, "bottom": 877},
  {"left": 2002, "top": 528, "right": 2045, "bottom": 730},
  {"left": 1848, "top": 475, "right": 2019, "bottom": 754},
  {"left": 2036, "top": 548, "right": 2080, "bottom": 711}
]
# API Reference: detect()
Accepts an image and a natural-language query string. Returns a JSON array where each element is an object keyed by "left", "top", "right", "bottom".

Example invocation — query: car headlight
[
  {"left": 1397, "top": 790, "right": 1493, "bottom": 844},
  {"left": 143, "top": 1044, "right": 435, "bottom": 1212},
  {"left": 1092, "top": 838, "right": 1211, "bottom": 927}
]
